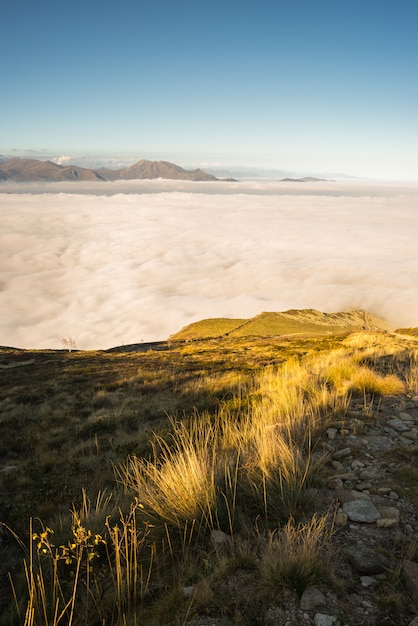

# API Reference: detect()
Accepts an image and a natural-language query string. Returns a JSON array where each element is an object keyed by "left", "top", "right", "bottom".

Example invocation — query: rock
[
  {"left": 183, "top": 585, "right": 195, "bottom": 597},
  {"left": 389, "top": 491, "right": 400, "bottom": 500},
  {"left": 387, "top": 418, "right": 410, "bottom": 432},
  {"left": 399, "top": 411, "right": 413, "bottom": 420},
  {"left": 327, "top": 478, "right": 343, "bottom": 489},
  {"left": 342, "top": 500, "right": 381, "bottom": 523},
  {"left": 327, "top": 428, "right": 338, "bottom": 440},
  {"left": 403, "top": 560, "right": 418, "bottom": 604},
  {"left": 403, "top": 429, "right": 418, "bottom": 440},
  {"left": 333, "top": 447, "right": 352, "bottom": 459},
  {"left": 356, "top": 482, "right": 372, "bottom": 491},
  {"left": 360, "top": 575, "right": 378, "bottom": 587},
  {"left": 314, "top": 614, "right": 337, "bottom": 626},
  {"left": 359, "top": 469, "right": 380, "bottom": 480},
  {"left": 350, "top": 490, "right": 371, "bottom": 501},
  {"left": 377, "top": 506, "right": 400, "bottom": 520},
  {"left": 408, "top": 617, "right": 418, "bottom": 626},
  {"left": 346, "top": 546, "right": 390, "bottom": 574},
  {"left": 300, "top": 586, "right": 326, "bottom": 611},
  {"left": 366, "top": 436, "right": 394, "bottom": 450},
  {"left": 331, "top": 473, "right": 356, "bottom": 481},
  {"left": 377, "top": 517, "right": 398, "bottom": 528},
  {"left": 335, "top": 487, "right": 356, "bottom": 504}
]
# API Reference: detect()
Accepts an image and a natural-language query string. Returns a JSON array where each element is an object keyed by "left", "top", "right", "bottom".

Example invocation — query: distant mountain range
[{"left": 0, "top": 157, "right": 219, "bottom": 182}]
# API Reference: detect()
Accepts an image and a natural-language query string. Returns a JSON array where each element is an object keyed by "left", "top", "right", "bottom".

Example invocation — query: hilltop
[
  {"left": 0, "top": 157, "right": 218, "bottom": 182},
  {"left": 170, "top": 309, "right": 392, "bottom": 341}
]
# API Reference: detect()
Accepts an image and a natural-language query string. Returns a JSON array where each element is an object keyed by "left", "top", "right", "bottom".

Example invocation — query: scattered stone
[
  {"left": 335, "top": 487, "right": 357, "bottom": 504},
  {"left": 378, "top": 506, "right": 400, "bottom": 520},
  {"left": 399, "top": 411, "right": 413, "bottom": 420},
  {"left": 355, "top": 481, "right": 372, "bottom": 491},
  {"left": 387, "top": 418, "right": 410, "bottom": 432},
  {"left": 366, "top": 436, "right": 394, "bottom": 450},
  {"left": 408, "top": 617, "right": 418, "bottom": 626},
  {"left": 331, "top": 473, "right": 356, "bottom": 481},
  {"left": 300, "top": 586, "right": 326, "bottom": 611},
  {"left": 360, "top": 576, "right": 378, "bottom": 587},
  {"left": 183, "top": 586, "right": 195, "bottom": 597},
  {"left": 342, "top": 500, "right": 381, "bottom": 523},
  {"left": 327, "top": 478, "right": 343, "bottom": 489},
  {"left": 350, "top": 490, "right": 371, "bottom": 501},
  {"left": 376, "top": 517, "right": 398, "bottom": 528},
  {"left": 314, "top": 614, "right": 337, "bottom": 626},
  {"left": 327, "top": 428, "right": 338, "bottom": 440},
  {"left": 351, "top": 460, "right": 364, "bottom": 470},
  {"left": 377, "top": 487, "right": 391, "bottom": 495},
  {"left": 333, "top": 447, "right": 352, "bottom": 459},
  {"left": 359, "top": 469, "right": 379, "bottom": 480},
  {"left": 346, "top": 546, "right": 390, "bottom": 574},
  {"left": 389, "top": 491, "right": 400, "bottom": 500},
  {"left": 402, "top": 429, "right": 418, "bottom": 440}
]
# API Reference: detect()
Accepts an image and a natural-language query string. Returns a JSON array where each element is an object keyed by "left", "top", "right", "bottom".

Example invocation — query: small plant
[{"left": 61, "top": 337, "right": 76, "bottom": 352}]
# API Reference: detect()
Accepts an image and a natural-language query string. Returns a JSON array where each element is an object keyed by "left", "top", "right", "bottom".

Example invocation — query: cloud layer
[{"left": 1, "top": 181, "right": 417, "bottom": 349}]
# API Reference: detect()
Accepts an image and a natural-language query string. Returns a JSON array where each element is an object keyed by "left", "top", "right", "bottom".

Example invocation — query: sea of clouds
[{"left": 1, "top": 179, "right": 417, "bottom": 350}]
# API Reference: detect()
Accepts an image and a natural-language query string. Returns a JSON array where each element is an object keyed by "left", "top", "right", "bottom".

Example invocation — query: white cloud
[{"left": 0, "top": 181, "right": 417, "bottom": 349}]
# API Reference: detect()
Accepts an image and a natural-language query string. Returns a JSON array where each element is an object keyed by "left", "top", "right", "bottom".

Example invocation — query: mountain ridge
[
  {"left": 170, "top": 309, "right": 393, "bottom": 341},
  {"left": 0, "top": 157, "right": 219, "bottom": 182}
]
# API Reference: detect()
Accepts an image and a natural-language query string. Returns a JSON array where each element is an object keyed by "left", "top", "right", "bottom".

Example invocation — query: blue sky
[{"left": 2, "top": 0, "right": 418, "bottom": 179}]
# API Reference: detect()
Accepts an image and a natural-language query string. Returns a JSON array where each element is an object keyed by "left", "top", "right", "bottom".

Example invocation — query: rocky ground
[{"left": 187, "top": 392, "right": 418, "bottom": 626}]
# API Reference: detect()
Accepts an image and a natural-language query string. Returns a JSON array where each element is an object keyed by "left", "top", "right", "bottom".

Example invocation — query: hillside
[
  {"left": 0, "top": 157, "right": 218, "bottom": 182},
  {"left": 170, "top": 309, "right": 392, "bottom": 341},
  {"left": 1, "top": 315, "right": 418, "bottom": 625}
]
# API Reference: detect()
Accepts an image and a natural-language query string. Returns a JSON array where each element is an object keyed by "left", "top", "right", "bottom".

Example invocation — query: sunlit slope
[
  {"left": 170, "top": 309, "right": 392, "bottom": 341},
  {"left": 397, "top": 327, "right": 418, "bottom": 338}
]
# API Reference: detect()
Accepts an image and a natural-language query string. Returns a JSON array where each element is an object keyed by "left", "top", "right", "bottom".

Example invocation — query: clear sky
[{"left": 2, "top": 0, "right": 418, "bottom": 179}]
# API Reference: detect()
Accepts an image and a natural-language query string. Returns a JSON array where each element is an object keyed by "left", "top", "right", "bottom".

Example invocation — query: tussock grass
[
  {"left": 117, "top": 418, "right": 217, "bottom": 534},
  {"left": 258, "top": 514, "right": 333, "bottom": 596}
]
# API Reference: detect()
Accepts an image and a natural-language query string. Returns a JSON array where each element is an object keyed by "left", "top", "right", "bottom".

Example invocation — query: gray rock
[
  {"left": 408, "top": 617, "right": 418, "bottom": 626},
  {"left": 314, "top": 614, "right": 338, "bottom": 626},
  {"left": 366, "top": 435, "right": 394, "bottom": 450},
  {"left": 333, "top": 447, "right": 352, "bottom": 459},
  {"left": 327, "top": 428, "right": 338, "bottom": 440},
  {"left": 300, "top": 586, "right": 326, "bottom": 611},
  {"left": 399, "top": 411, "right": 413, "bottom": 420},
  {"left": 342, "top": 499, "right": 381, "bottom": 523},
  {"left": 346, "top": 546, "right": 390, "bottom": 574},
  {"left": 360, "top": 575, "right": 378, "bottom": 587},
  {"left": 387, "top": 418, "right": 410, "bottom": 432}
]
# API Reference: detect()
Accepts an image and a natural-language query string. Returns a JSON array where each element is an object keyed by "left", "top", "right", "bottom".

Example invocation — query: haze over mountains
[{"left": 0, "top": 157, "right": 218, "bottom": 182}]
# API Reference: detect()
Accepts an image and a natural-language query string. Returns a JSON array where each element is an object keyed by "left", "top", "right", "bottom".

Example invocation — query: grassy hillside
[
  {"left": 1, "top": 315, "right": 418, "bottom": 625},
  {"left": 170, "top": 309, "right": 392, "bottom": 341}
]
